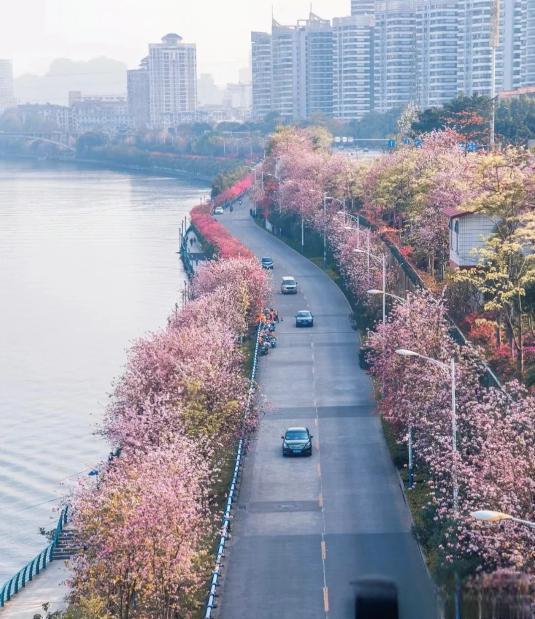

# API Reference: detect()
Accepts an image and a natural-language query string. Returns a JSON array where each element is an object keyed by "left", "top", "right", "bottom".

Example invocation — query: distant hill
[{"left": 15, "top": 57, "right": 127, "bottom": 105}]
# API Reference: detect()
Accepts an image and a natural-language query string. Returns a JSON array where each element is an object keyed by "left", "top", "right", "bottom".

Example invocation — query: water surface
[{"left": 0, "top": 161, "right": 207, "bottom": 580}]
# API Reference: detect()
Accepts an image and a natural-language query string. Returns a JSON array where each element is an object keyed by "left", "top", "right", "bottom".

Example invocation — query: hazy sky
[{"left": 1, "top": 0, "right": 350, "bottom": 85}]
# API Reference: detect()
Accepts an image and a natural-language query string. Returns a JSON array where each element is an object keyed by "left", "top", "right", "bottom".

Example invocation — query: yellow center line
[
  {"left": 323, "top": 586, "right": 330, "bottom": 612},
  {"left": 318, "top": 493, "right": 323, "bottom": 508},
  {"left": 316, "top": 463, "right": 321, "bottom": 478},
  {"left": 321, "top": 540, "right": 327, "bottom": 560}
]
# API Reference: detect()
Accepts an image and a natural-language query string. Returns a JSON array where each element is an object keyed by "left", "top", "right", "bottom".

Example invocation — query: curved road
[{"left": 218, "top": 199, "right": 439, "bottom": 619}]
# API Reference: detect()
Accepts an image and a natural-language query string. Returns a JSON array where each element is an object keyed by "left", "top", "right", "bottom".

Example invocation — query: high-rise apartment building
[
  {"left": 251, "top": 32, "right": 273, "bottom": 121},
  {"left": 332, "top": 15, "right": 375, "bottom": 119},
  {"left": 456, "top": 0, "right": 504, "bottom": 96},
  {"left": 415, "top": 0, "right": 458, "bottom": 107},
  {"left": 250, "top": 0, "right": 535, "bottom": 121},
  {"left": 351, "top": 0, "right": 376, "bottom": 15},
  {"left": 525, "top": 0, "right": 535, "bottom": 85},
  {"left": 374, "top": 0, "right": 417, "bottom": 112},
  {"left": 148, "top": 33, "right": 197, "bottom": 128},
  {"left": 127, "top": 57, "right": 150, "bottom": 128},
  {"left": 264, "top": 14, "right": 334, "bottom": 121},
  {"left": 304, "top": 14, "right": 334, "bottom": 117},
  {"left": 271, "top": 20, "right": 305, "bottom": 120},
  {"left": 0, "top": 59, "right": 15, "bottom": 111}
]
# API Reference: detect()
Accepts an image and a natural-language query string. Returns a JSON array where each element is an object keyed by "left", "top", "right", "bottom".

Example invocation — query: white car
[
  {"left": 281, "top": 276, "right": 298, "bottom": 294},
  {"left": 213, "top": 206, "right": 224, "bottom": 215}
]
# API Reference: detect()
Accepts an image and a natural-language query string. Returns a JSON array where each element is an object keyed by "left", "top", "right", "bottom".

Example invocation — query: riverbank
[{"left": 0, "top": 152, "right": 221, "bottom": 183}]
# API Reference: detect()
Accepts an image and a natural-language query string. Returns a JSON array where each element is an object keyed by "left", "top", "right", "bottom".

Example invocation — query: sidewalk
[
  {"left": 184, "top": 229, "right": 207, "bottom": 275},
  {"left": 1, "top": 562, "right": 69, "bottom": 618}
]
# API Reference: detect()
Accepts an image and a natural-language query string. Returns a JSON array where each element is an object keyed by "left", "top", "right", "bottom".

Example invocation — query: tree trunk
[{"left": 518, "top": 293, "right": 524, "bottom": 377}]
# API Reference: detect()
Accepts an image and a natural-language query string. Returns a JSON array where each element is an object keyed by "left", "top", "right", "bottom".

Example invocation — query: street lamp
[
  {"left": 367, "top": 289, "right": 405, "bottom": 303},
  {"left": 471, "top": 510, "right": 535, "bottom": 529},
  {"left": 338, "top": 209, "right": 362, "bottom": 247},
  {"left": 395, "top": 348, "right": 461, "bottom": 619},
  {"left": 355, "top": 249, "right": 386, "bottom": 324}
]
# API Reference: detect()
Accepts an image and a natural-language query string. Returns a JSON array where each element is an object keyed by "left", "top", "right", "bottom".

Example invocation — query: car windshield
[
  {"left": 262, "top": 257, "right": 272, "bottom": 262},
  {"left": 297, "top": 311, "right": 311, "bottom": 317},
  {"left": 286, "top": 430, "right": 308, "bottom": 440},
  {"left": 284, "top": 279, "right": 295, "bottom": 285}
]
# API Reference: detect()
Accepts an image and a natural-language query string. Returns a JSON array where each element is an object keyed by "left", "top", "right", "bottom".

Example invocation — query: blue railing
[
  {"left": 204, "top": 323, "right": 262, "bottom": 618},
  {"left": 0, "top": 505, "right": 69, "bottom": 608}
]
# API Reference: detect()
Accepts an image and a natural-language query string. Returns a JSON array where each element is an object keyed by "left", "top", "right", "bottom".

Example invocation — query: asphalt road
[{"left": 217, "top": 199, "right": 439, "bottom": 619}]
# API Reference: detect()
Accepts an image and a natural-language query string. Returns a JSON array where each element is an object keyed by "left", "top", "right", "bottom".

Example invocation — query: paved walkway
[
  {"left": 184, "top": 229, "right": 207, "bottom": 275},
  {"left": 217, "top": 196, "right": 439, "bottom": 619},
  {"left": 1, "top": 562, "right": 69, "bottom": 618}
]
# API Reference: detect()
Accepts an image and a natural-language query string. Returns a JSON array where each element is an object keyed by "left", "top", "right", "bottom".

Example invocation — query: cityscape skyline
[{"left": 0, "top": 0, "right": 348, "bottom": 85}]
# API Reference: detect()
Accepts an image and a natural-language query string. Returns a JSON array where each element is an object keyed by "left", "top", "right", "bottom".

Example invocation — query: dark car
[
  {"left": 295, "top": 310, "right": 314, "bottom": 327},
  {"left": 354, "top": 577, "right": 399, "bottom": 619},
  {"left": 282, "top": 427, "right": 313, "bottom": 457},
  {"left": 261, "top": 256, "right": 274, "bottom": 269}
]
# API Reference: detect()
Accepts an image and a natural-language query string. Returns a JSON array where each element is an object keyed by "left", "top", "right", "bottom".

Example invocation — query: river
[{"left": 0, "top": 160, "right": 207, "bottom": 581}]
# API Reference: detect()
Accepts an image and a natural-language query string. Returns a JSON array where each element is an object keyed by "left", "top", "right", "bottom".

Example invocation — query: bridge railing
[
  {"left": 204, "top": 322, "right": 262, "bottom": 618},
  {"left": 0, "top": 506, "right": 69, "bottom": 608}
]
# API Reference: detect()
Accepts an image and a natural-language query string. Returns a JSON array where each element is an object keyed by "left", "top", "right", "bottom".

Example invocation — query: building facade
[
  {"left": 69, "top": 95, "right": 129, "bottom": 133},
  {"left": 332, "top": 15, "right": 375, "bottom": 119},
  {"left": 373, "top": 0, "right": 417, "bottom": 112},
  {"left": 271, "top": 21, "right": 305, "bottom": 121},
  {"left": 148, "top": 33, "right": 197, "bottom": 128},
  {"left": 304, "top": 14, "right": 334, "bottom": 117},
  {"left": 351, "top": 0, "right": 376, "bottom": 15},
  {"left": 415, "top": 0, "right": 458, "bottom": 107},
  {"left": 16, "top": 104, "right": 71, "bottom": 132},
  {"left": 250, "top": 0, "right": 535, "bottom": 121},
  {"left": 251, "top": 31, "right": 273, "bottom": 121},
  {"left": 0, "top": 59, "right": 15, "bottom": 112},
  {"left": 127, "top": 57, "right": 150, "bottom": 129}
]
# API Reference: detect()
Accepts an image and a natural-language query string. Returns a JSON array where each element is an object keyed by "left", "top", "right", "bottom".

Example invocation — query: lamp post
[
  {"left": 395, "top": 348, "right": 460, "bottom": 619},
  {"left": 355, "top": 249, "right": 386, "bottom": 324},
  {"left": 338, "top": 209, "right": 361, "bottom": 247},
  {"left": 471, "top": 510, "right": 535, "bottom": 529}
]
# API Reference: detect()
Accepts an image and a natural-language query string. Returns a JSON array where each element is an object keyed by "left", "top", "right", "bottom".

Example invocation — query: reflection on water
[{"left": 0, "top": 161, "right": 206, "bottom": 579}]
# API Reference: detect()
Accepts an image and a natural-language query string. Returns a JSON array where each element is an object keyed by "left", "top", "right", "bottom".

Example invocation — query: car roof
[
  {"left": 297, "top": 309, "right": 311, "bottom": 314},
  {"left": 282, "top": 275, "right": 295, "bottom": 280},
  {"left": 286, "top": 426, "right": 308, "bottom": 432},
  {"left": 261, "top": 256, "right": 272, "bottom": 260}
]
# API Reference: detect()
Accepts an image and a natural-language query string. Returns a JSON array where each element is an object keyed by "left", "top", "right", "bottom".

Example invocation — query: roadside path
[
  {"left": 217, "top": 197, "right": 439, "bottom": 619},
  {"left": 0, "top": 562, "right": 69, "bottom": 618}
]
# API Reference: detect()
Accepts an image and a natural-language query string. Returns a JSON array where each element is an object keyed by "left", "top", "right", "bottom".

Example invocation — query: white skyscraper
[
  {"left": 269, "top": 14, "right": 334, "bottom": 121},
  {"left": 352, "top": 0, "right": 376, "bottom": 15},
  {"left": 0, "top": 59, "right": 15, "bottom": 111},
  {"left": 271, "top": 20, "right": 306, "bottom": 121},
  {"left": 251, "top": 32, "right": 273, "bottom": 121},
  {"left": 304, "top": 14, "right": 334, "bottom": 117},
  {"left": 148, "top": 33, "right": 197, "bottom": 128},
  {"left": 332, "top": 15, "right": 375, "bottom": 119},
  {"left": 415, "top": 0, "right": 459, "bottom": 108},
  {"left": 456, "top": 0, "right": 504, "bottom": 96},
  {"left": 374, "top": 0, "right": 417, "bottom": 112}
]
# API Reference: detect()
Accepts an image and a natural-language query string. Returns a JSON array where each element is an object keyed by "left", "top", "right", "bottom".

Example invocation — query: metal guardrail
[
  {"left": 0, "top": 505, "right": 69, "bottom": 608},
  {"left": 204, "top": 323, "right": 262, "bottom": 618}
]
